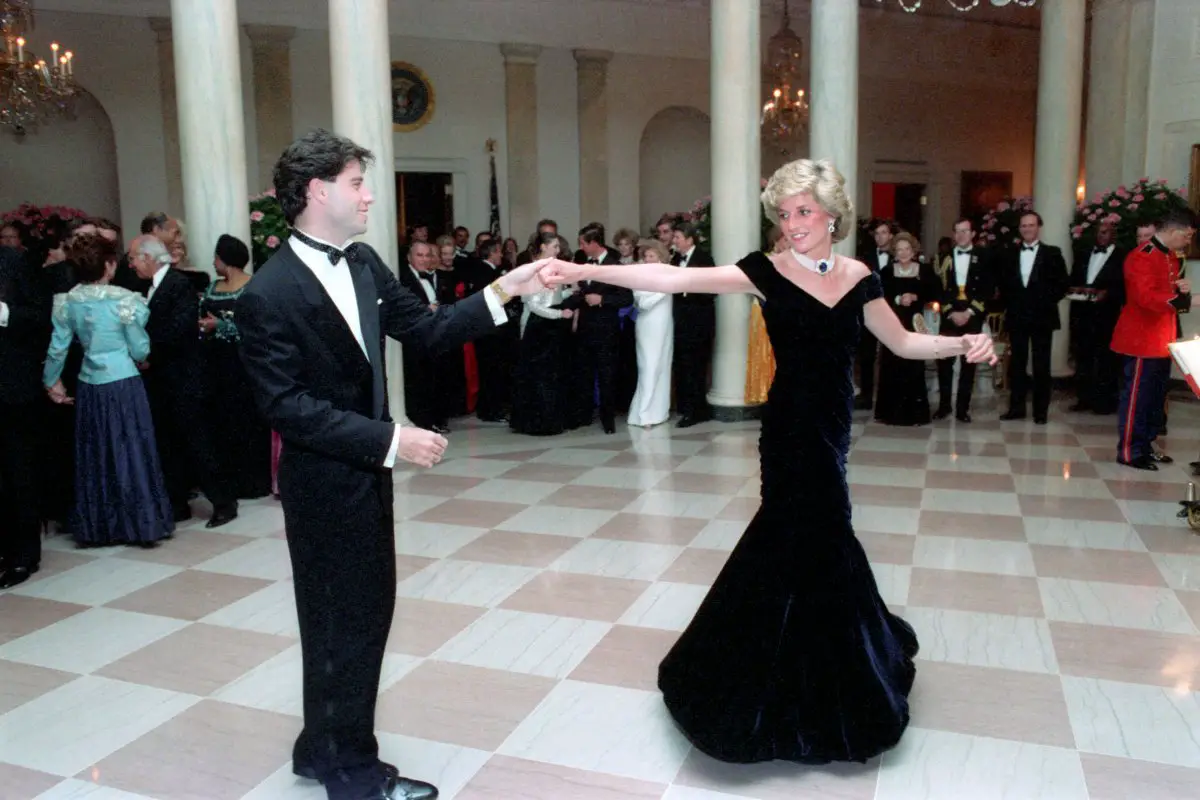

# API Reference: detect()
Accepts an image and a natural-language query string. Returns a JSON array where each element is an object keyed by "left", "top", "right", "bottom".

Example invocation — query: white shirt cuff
[
  {"left": 383, "top": 424, "right": 401, "bottom": 468},
  {"left": 482, "top": 285, "right": 509, "bottom": 326},
  {"left": 0, "top": 301, "right": 9, "bottom": 327}
]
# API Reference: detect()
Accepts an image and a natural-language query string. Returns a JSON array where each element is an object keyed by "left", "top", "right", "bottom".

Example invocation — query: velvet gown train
[{"left": 658, "top": 251, "right": 918, "bottom": 764}]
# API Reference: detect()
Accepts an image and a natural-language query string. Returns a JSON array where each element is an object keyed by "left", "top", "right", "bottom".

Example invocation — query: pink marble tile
[
  {"left": 399, "top": 473, "right": 487, "bottom": 496},
  {"left": 119, "top": 531, "right": 258, "bottom": 568},
  {"left": 1105, "top": 480, "right": 1187, "bottom": 502},
  {"left": 716, "top": 497, "right": 761, "bottom": 521},
  {"left": 917, "top": 510, "right": 1027, "bottom": 541},
  {"left": 659, "top": 548, "right": 730, "bottom": 585},
  {"left": 395, "top": 554, "right": 439, "bottom": 582},
  {"left": 0, "top": 763, "right": 62, "bottom": 799},
  {"left": 929, "top": 441, "right": 1009, "bottom": 458},
  {"left": 567, "top": 625, "right": 678, "bottom": 692},
  {"left": 592, "top": 513, "right": 708, "bottom": 546},
  {"left": 541, "top": 485, "right": 644, "bottom": 511},
  {"left": 457, "top": 755, "right": 667, "bottom": 800},
  {"left": 604, "top": 452, "right": 691, "bottom": 470},
  {"left": 1017, "top": 494, "right": 1126, "bottom": 522},
  {"left": 1082, "top": 753, "right": 1200, "bottom": 800},
  {"left": 847, "top": 450, "right": 928, "bottom": 469},
  {"left": 0, "top": 594, "right": 89, "bottom": 645},
  {"left": 0, "top": 659, "right": 78, "bottom": 716},
  {"left": 411, "top": 499, "right": 528, "bottom": 527},
  {"left": 676, "top": 748, "right": 880, "bottom": 800},
  {"left": 906, "top": 567, "right": 1045, "bottom": 617},
  {"left": 1029, "top": 544, "right": 1167, "bottom": 586},
  {"left": 500, "top": 572, "right": 650, "bottom": 622},
  {"left": 923, "top": 470, "right": 1016, "bottom": 493},
  {"left": 858, "top": 531, "right": 916, "bottom": 566},
  {"left": 1003, "top": 431, "right": 1081, "bottom": 446},
  {"left": 1009, "top": 458, "right": 1099, "bottom": 478},
  {"left": 1050, "top": 621, "right": 1200, "bottom": 689},
  {"left": 1177, "top": 590, "right": 1200, "bottom": 630},
  {"left": 500, "top": 462, "right": 593, "bottom": 483},
  {"left": 655, "top": 472, "right": 752, "bottom": 495},
  {"left": 106, "top": 569, "right": 275, "bottom": 621},
  {"left": 849, "top": 484, "right": 924, "bottom": 508},
  {"left": 387, "top": 597, "right": 486, "bottom": 657},
  {"left": 1136, "top": 525, "right": 1200, "bottom": 556},
  {"left": 473, "top": 449, "right": 550, "bottom": 461},
  {"left": 450, "top": 530, "right": 579, "bottom": 568},
  {"left": 377, "top": 661, "right": 555, "bottom": 750}
]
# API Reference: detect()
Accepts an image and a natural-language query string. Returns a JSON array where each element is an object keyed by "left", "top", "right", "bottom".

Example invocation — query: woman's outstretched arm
[
  {"left": 540, "top": 258, "right": 757, "bottom": 296},
  {"left": 863, "top": 297, "right": 996, "bottom": 364}
]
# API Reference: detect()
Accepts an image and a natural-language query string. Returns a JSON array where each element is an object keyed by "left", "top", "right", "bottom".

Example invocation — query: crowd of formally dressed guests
[
  {"left": 0, "top": 212, "right": 266, "bottom": 589},
  {"left": 850, "top": 207, "right": 1198, "bottom": 474}
]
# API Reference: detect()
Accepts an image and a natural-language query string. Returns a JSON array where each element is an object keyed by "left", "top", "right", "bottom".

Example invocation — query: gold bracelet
[{"left": 490, "top": 279, "right": 512, "bottom": 304}]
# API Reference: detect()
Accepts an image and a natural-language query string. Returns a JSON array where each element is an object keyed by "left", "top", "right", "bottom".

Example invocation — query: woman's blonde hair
[
  {"left": 891, "top": 231, "right": 921, "bottom": 259},
  {"left": 760, "top": 159, "right": 856, "bottom": 244},
  {"left": 636, "top": 237, "right": 670, "bottom": 264},
  {"left": 614, "top": 227, "right": 639, "bottom": 248}
]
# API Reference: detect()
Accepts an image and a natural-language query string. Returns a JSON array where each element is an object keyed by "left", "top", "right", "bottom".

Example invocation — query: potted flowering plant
[
  {"left": 1071, "top": 178, "right": 1190, "bottom": 251},
  {"left": 977, "top": 195, "right": 1036, "bottom": 251},
  {"left": 249, "top": 189, "right": 288, "bottom": 269},
  {"left": 687, "top": 179, "right": 775, "bottom": 252},
  {"left": 1, "top": 202, "right": 89, "bottom": 241}
]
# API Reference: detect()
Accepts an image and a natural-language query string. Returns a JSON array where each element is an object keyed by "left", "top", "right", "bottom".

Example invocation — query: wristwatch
[{"left": 490, "top": 279, "right": 512, "bottom": 304}]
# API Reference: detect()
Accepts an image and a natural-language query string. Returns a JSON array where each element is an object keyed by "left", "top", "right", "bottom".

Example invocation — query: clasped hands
[{"left": 958, "top": 333, "right": 997, "bottom": 365}]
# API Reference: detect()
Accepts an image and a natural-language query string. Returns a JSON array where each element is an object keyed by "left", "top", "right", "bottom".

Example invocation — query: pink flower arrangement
[
  {"left": 248, "top": 189, "right": 288, "bottom": 268},
  {"left": 1, "top": 202, "right": 89, "bottom": 241},
  {"left": 1071, "top": 177, "right": 1190, "bottom": 250},
  {"left": 977, "top": 195, "right": 1035, "bottom": 249}
]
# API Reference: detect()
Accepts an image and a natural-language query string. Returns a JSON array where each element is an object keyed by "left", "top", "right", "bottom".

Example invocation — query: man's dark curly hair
[{"left": 273, "top": 129, "right": 375, "bottom": 225}]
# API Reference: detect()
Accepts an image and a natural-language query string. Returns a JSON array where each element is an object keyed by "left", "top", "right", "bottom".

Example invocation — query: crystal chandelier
[
  {"left": 760, "top": 0, "right": 808, "bottom": 150},
  {"left": 876, "top": 0, "right": 1037, "bottom": 12},
  {"left": 1, "top": 0, "right": 80, "bottom": 135}
]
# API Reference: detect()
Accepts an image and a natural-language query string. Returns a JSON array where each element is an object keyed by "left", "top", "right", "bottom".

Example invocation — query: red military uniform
[{"left": 1110, "top": 238, "right": 1182, "bottom": 358}]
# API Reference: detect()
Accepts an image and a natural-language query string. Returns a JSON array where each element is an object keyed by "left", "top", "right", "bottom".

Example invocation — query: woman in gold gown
[{"left": 745, "top": 227, "right": 786, "bottom": 404}]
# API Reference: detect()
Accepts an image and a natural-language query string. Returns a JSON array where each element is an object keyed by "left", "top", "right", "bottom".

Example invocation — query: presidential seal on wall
[{"left": 391, "top": 61, "right": 435, "bottom": 132}]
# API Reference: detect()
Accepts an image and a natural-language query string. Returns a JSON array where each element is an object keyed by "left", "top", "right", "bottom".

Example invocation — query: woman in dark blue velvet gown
[{"left": 542, "top": 159, "right": 996, "bottom": 765}]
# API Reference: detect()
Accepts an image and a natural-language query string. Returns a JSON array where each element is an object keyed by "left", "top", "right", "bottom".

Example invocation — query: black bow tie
[
  {"left": 587, "top": 258, "right": 599, "bottom": 265},
  {"left": 1022, "top": 245, "right": 1037, "bottom": 252},
  {"left": 418, "top": 272, "right": 435, "bottom": 284},
  {"left": 293, "top": 229, "right": 359, "bottom": 265},
  {"left": 878, "top": 250, "right": 888, "bottom": 256},
  {"left": 1093, "top": 246, "right": 1109, "bottom": 254},
  {"left": 956, "top": 248, "right": 971, "bottom": 255}
]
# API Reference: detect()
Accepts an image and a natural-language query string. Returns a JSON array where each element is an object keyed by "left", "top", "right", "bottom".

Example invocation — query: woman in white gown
[{"left": 628, "top": 238, "right": 674, "bottom": 427}]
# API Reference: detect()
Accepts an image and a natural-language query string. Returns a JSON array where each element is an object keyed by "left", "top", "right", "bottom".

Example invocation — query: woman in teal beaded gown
[{"left": 541, "top": 159, "right": 996, "bottom": 765}]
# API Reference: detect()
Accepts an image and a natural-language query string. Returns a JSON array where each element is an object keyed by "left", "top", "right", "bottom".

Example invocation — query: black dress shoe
[
  {"left": 1034, "top": 416, "right": 1048, "bottom": 425},
  {"left": 1151, "top": 450, "right": 1174, "bottom": 464},
  {"left": 374, "top": 775, "right": 439, "bottom": 800},
  {"left": 323, "top": 768, "right": 438, "bottom": 800},
  {"left": 1000, "top": 411, "right": 1026, "bottom": 421},
  {"left": 1118, "top": 456, "right": 1158, "bottom": 471},
  {"left": 956, "top": 412, "right": 972, "bottom": 424},
  {"left": 0, "top": 563, "right": 39, "bottom": 590},
  {"left": 206, "top": 504, "right": 239, "bottom": 529},
  {"left": 932, "top": 407, "right": 952, "bottom": 421}
]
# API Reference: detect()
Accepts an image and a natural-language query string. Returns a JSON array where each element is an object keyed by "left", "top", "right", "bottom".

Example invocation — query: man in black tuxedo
[
  {"left": 670, "top": 221, "right": 716, "bottom": 427},
  {"left": 396, "top": 240, "right": 448, "bottom": 433},
  {"left": 571, "top": 222, "right": 632, "bottom": 433},
  {"left": 1069, "top": 220, "right": 1127, "bottom": 414},
  {"left": 129, "top": 236, "right": 238, "bottom": 527},
  {"left": 0, "top": 245, "right": 50, "bottom": 589},
  {"left": 855, "top": 218, "right": 896, "bottom": 410},
  {"left": 935, "top": 218, "right": 995, "bottom": 423},
  {"left": 997, "top": 212, "right": 1070, "bottom": 424},
  {"left": 470, "top": 239, "right": 521, "bottom": 422},
  {"left": 236, "top": 129, "right": 546, "bottom": 800}
]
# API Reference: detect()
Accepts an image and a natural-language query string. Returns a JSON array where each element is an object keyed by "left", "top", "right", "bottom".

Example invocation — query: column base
[{"left": 710, "top": 403, "right": 764, "bottom": 423}]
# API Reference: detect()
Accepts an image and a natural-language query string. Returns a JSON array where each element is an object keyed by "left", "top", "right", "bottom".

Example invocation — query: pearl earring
[{"left": 827, "top": 221, "right": 836, "bottom": 234}]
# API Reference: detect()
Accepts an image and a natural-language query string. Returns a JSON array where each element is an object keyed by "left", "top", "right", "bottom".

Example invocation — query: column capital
[
  {"left": 573, "top": 49, "right": 613, "bottom": 67},
  {"left": 244, "top": 24, "right": 297, "bottom": 44},
  {"left": 500, "top": 43, "right": 543, "bottom": 65},
  {"left": 148, "top": 16, "right": 172, "bottom": 42}
]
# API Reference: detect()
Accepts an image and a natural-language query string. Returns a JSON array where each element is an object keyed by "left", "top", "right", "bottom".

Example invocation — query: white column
[
  {"left": 1033, "top": 0, "right": 1086, "bottom": 377},
  {"left": 501, "top": 44, "right": 542, "bottom": 240},
  {"left": 707, "top": 0, "right": 760, "bottom": 416},
  {"left": 329, "top": 0, "right": 406, "bottom": 421},
  {"left": 809, "top": 0, "right": 859, "bottom": 258},
  {"left": 575, "top": 50, "right": 613, "bottom": 227},
  {"left": 1085, "top": 0, "right": 1130, "bottom": 196},
  {"left": 169, "top": 0, "right": 250, "bottom": 277},
  {"left": 148, "top": 17, "right": 183, "bottom": 217}
]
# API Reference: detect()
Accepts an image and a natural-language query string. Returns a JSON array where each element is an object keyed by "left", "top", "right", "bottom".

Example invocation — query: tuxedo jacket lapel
[
  {"left": 350, "top": 257, "right": 386, "bottom": 419},
  {"left": 282, "top": 244, "right": 371, "bottom": 373}
]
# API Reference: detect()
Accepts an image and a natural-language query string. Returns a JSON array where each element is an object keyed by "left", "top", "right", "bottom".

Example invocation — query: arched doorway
[
  {"left": 0, "top": 89, "right": 120, "bottom": 222},
  {"left": 639, "top": 106, "right": 711, "bottom": 231}
]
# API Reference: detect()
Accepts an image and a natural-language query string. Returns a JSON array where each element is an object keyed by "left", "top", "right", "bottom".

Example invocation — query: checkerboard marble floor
[{"left": 4, "top": 395, "right": 1200, "bottom": 800}]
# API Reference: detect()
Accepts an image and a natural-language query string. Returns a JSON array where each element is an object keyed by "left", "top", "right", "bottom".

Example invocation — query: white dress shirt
[
  {"left": 292, "top": 231, "right": 508, "bottom": 468},
  {"left": 877, "top": 249, "right": 890, "bottom": 269},
  {"left": 1019, "top": 242, "right": 1039, "bottom": 287},
  {"left": 953, "top": 248, "right": 972, "bottom": 288},
  {"left": 1086, "top": 244, "right": 1113, "bottom": 286},
  {"left": 409, "top": 265, "right": 438, "bottom": 304},
  {"left": 678, "top": 246, "right": 696, "bottom": 267},
  {"left": 146, "top": 264, "right": 171, "bottom": 302},
  {"left": 0, "top": 302, "right": 8, "bottom": 327}
]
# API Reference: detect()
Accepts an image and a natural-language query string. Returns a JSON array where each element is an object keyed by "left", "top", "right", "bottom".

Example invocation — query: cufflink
[{"left": 377, "top": 299, "right": 383, "bottom": 305}]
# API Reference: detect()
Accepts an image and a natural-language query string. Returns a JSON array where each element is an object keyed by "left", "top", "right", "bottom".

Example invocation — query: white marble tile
[
  {"left": 1094, "top": 461, "right": 1185, "bottom": 482},
  {"left": 662, "top": 787, "right": 757, "bottom": 800},
  {"left": 12, "top": 557, "right": 181, "bottom": 606},
  {"left": 1062, "top": 676, "right": 1200, "bottom": 768},
  {"left": 854, "top": 437, "right": 933, "bottom": 454},
  {"left": 199, "top": 579, "right": 301, "bottom": 638},
  {"left": 1151, "top": 553, "right": 1200, "bottom": 591},
  {"left": 392, "top": 494, "right": 455, "bottom": 520},
  {"left": 872, "top": 564, "right": 912, "bottom": 607},
  {"left": 192, "top": 538, "right": 293, "bottom": 581},
  {"left": 913, "top": 537, "right": 1037, "bottom": 577},
  {"left": 902, "top": 608, "right": 1058, "bottom": 673},
  {"left": 1023, "top": 518, "right": 1146, "bottom": 551},
  {"left": 238, "top": 766, "right": 327, "bottom": 800},
  {"left": 674, "top": 455, "right": 760, "bottom": 477},
  {"left": 549, "top": 539, "right": 684, "bottom": 581},
  {"left": 1116, "top": 499, "right": 1179, "bottom": 526},
  {"left": 0, "top": 675, "right": 198, "bottom": 777},
  {"left": 847, "top": 464, "right": 927, "bottom": 488},
  {"left": 629, "top": 437, "right": 710, "bottom": 456},
  {"left": 925, "top": 455, "right": 1012, "bottom": 474},
  {"left": 198, "top": 503, "right": 286, "bottom": 539},
  {"left": 1012, "top": 474, "right": 1114, "bottom": 500},
  {"left": 689, "top": 520, "right": 748, "bottom": 551},
  {"left": 852, "top": 505, "right": 921, "bottom": 536},
  {"left": 428, "top": 457, "right": 521, "bottom": 478},
  {"left": 496, "top": 505, "right": 617, "bottom": 538},
  {"left": 456, "top": 478, "right": 564, "bottom": 505},
  {"left": 0, "top": 607, "right": 188, "bottom": 674},
  {"left": 375, "top": 733, "right": 491, "bottom": 799},
  {"left": 622, "top": 491, "right": 733, "bottom": 520},
  {"left": 498, "top": 680, "right": 692, "bottom": 783},
  {"left": 921, "top": 489, "right": 1022, "bottom": 517},
  {"left": 531, "top": 448, "right": 620, "bottom": 467},
  {"left": 876, "top": 727, "right": 1087, "bottom": 800},
  {"left": 737, "top": 477, "right": 761, "bottom": 498},
  {"left": 1038, "top": 578, "right": 1198, "bottom": 634},
  {"left": 33, "top": 780, "right": 161, "bottom": 800},
  {"left": 393, "top": 521, "right": 488, "bottom": 558},
  {"left": 618, "top": 582, "right": 710, "bottom": 631},
  {"left": 571, "top": 466, "right": 674, "bottom": 490},
  {"left": 434, "top": 608, "right": 611, "bottom": 678},
  {"left": 1005, "top": 445, "right": 1090, "bottom": 462},
  {"left": 395, "top": 559, "right": 537, "bottom": 606}
]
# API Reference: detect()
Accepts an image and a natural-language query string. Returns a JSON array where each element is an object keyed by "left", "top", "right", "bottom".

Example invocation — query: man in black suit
[
  {"left": 236, "top": 129, "right": 546, "bottom": 800},
  {"left": 855, "top": 218, "right": 896, "bottom": 410},
  {"left": 935, "top": 218, "right": 995, "bottom": 423},
  {"left": 670, "top": 221, "right": 716, "bottom": 427},
  {"left": 0, "top": 245, "right": 50, "bottom": 589},
  {"left": 129, "top": 236, "right": 238, "bottom": 527},
  {"left": 470, "top": 239, "right": 521, "bottom": 422},
  {"left": 1069, "top": 220, "right": 1127, "bottom": 414},
  {"left": 571, "top": 222, "right": 632, "bottom": 433},
  {"left": 997, "top": 211, "right": 1070, "bottom": 424},
  {"left": 396, "top": 240, "right": 448, "bottom": 433}
]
